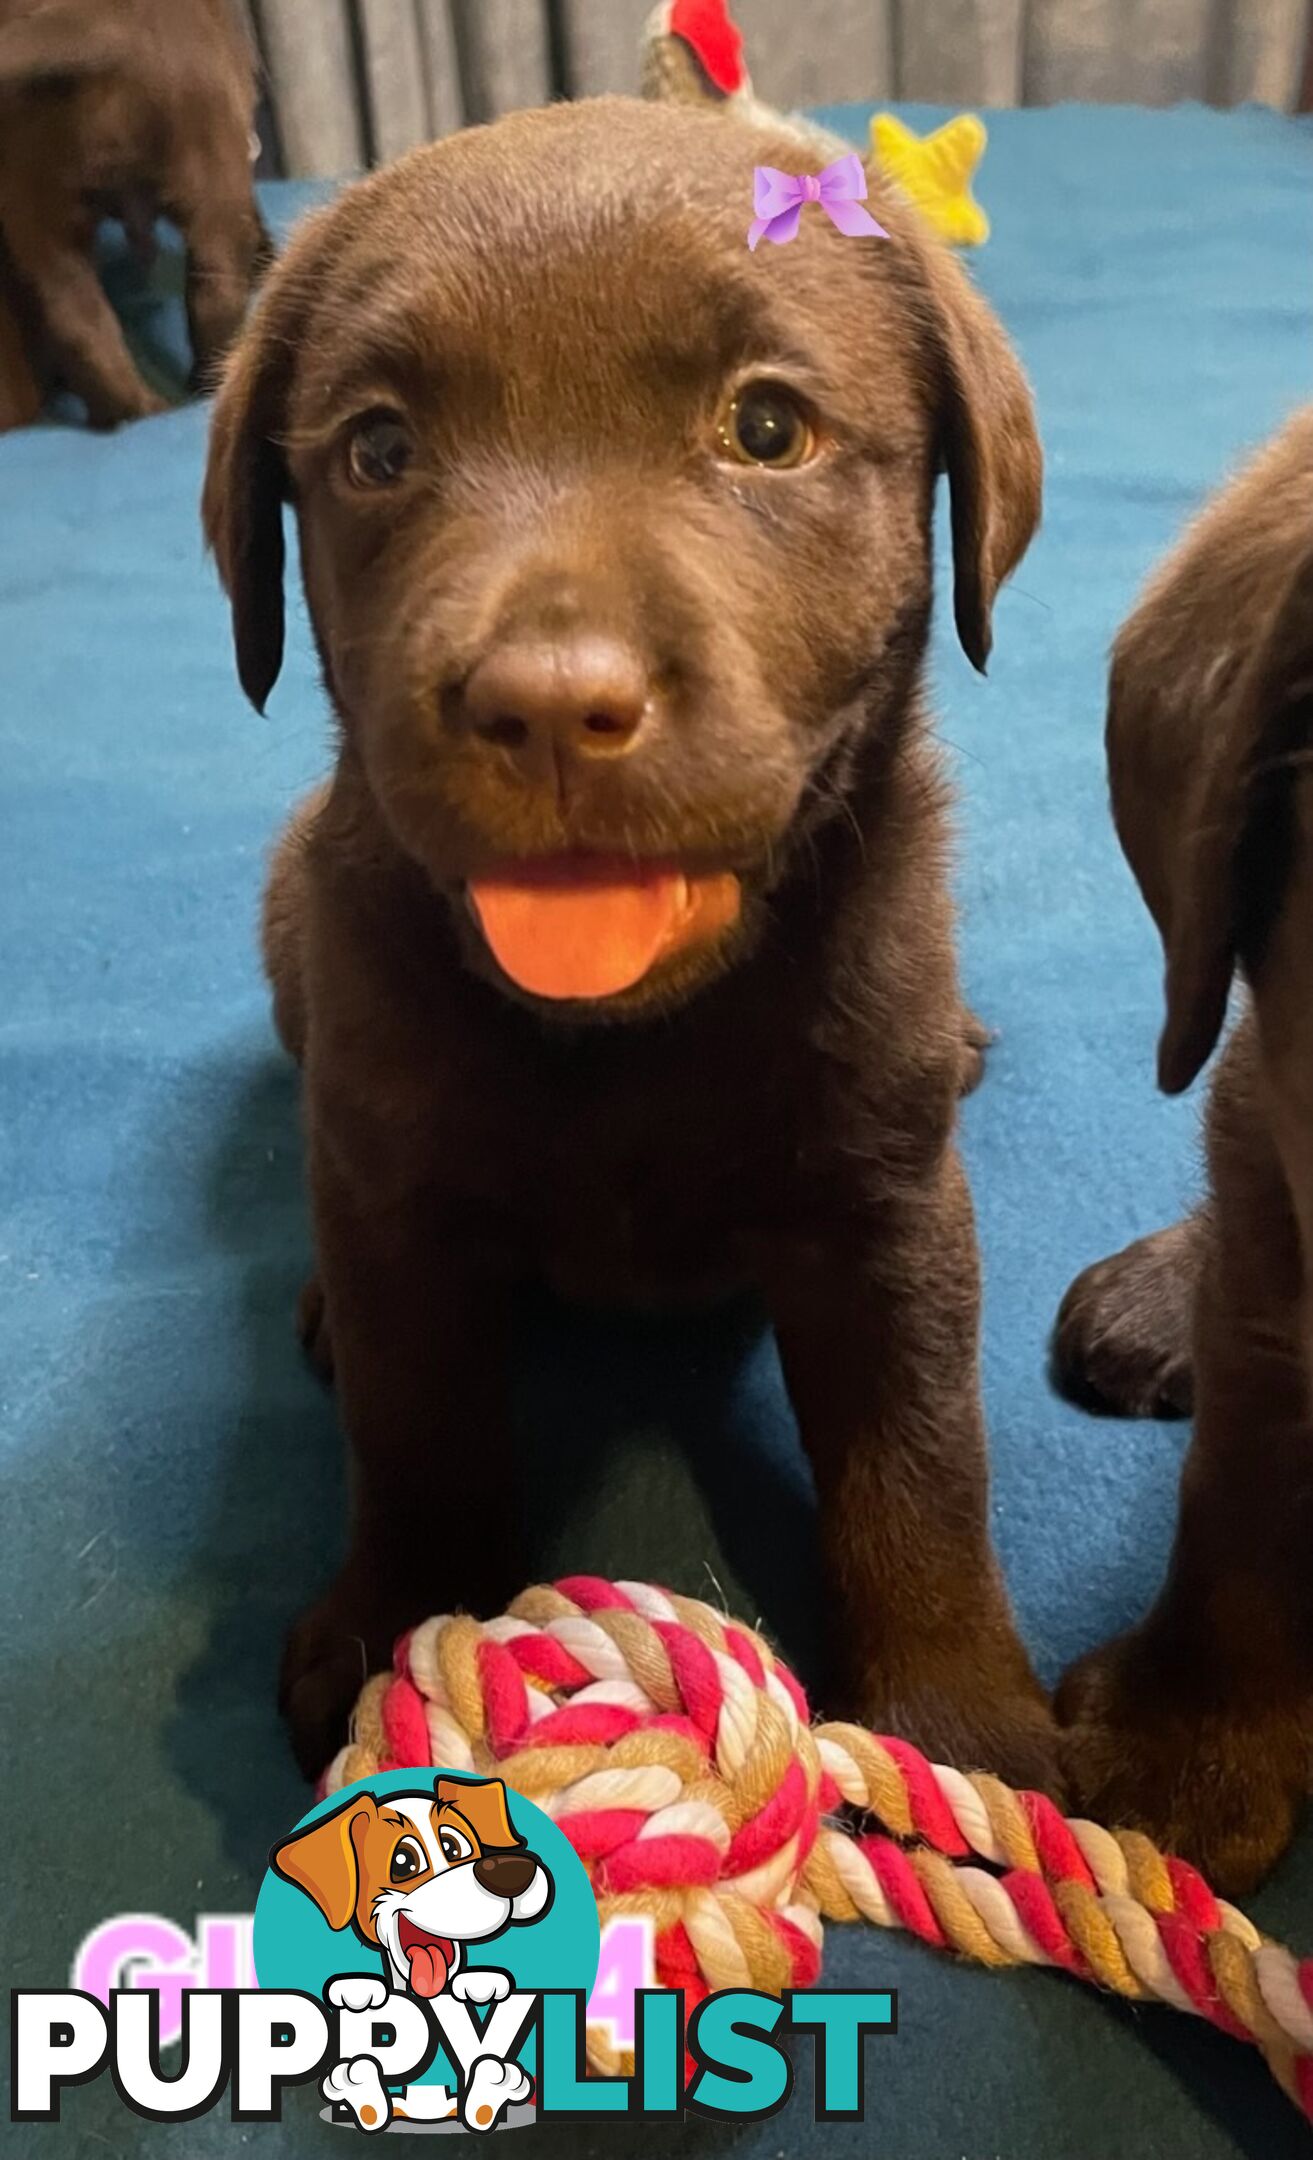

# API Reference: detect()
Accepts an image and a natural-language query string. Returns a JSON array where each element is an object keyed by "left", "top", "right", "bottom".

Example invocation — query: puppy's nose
[
  {"left": 473, "top": 1852, "right": 538, "bottom": 1899},
  {"left": 462, "top": 636, "right": 648, "bottom": 773}
]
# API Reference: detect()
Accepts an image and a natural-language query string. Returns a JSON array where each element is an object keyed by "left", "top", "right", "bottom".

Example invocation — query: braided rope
[{"left": 325, "top": 1577, "right": 1313, "bottom": 2119}]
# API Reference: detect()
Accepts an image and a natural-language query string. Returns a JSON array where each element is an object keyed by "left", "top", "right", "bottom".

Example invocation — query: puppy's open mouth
[
  {"left": 466, "top": 855, "right": 742, "bottom": 1001},
  {"left": 397, "top": 1914, "right": 457, "bottom": 1999}
]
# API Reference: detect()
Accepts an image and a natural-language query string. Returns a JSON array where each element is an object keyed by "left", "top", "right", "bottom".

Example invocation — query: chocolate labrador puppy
[
  {"left": 0, "top": 0, "right": 266, "bottom": 430},
  {"left": 204, "top": 96, "right": 1053, "bottom": 1783},
  {"left": 1055, "top": 406, "right": 1313, "bottom": 1891}
]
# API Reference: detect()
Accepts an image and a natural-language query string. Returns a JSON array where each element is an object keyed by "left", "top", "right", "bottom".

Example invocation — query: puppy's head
[
  {"left": 271, "top": 1777, "right": 553, "bottom": 1997},
  {"left": 1106, "top": 408, "right": 1313, "bottom": 1096},
  {"left": 0, "top": 4, "right": 131, "bottom": 91},
  {"left": 205, "top": 97, "right": 1039, "bottom": 1016}
]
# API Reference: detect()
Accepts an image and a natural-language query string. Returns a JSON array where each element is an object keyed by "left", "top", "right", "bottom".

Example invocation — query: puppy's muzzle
[
  {"left": 472, "top": 1851, "right": 539, "bottom": 1898},
  {"left": 456, "top": 632, "right": 651, "bottom": 789}
]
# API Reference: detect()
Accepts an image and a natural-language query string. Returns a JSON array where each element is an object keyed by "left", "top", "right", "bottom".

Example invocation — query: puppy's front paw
[
  {"left": 322, "top": 2054, "right": 391, "bottom": 2132},
  {"left": 280, "top": 1572, "right": 414, "bottom": 1780},
  {"left": 326, "top": 1974, "right": 389, "bottom": 2014},
  {"left": 1053, "top": 1225, "right": 1196, "bottom": 1418},
  {"left": 461, "top": 2054, "right": 531, "bottom": 2133},
  {"left": 1057, "top": 1631, "right": 1309, "bottom": 1895},
  {"left": 850, "top": 1665, "right": 1062, "bottom": 1801},
  {"left": 451, "top": 1968, "right": 511, "bottom": 2006},
  {"left": 85, "top": 383, "right": 170, "bottom": 429}
]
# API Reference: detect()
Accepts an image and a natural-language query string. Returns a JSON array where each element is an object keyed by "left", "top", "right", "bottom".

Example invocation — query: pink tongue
[
  {"left": 406, "top": 1940, "right": 451, "bottom": 1999},
  {"left": 469, "top": 860, "right": 686, "bottom": 1001},
  {"left": 468, "top": 858, "right": 743, "bottom": 1002}
]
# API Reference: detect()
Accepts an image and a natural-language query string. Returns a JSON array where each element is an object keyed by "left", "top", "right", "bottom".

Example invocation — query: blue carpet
[{"left": 2, "top": 103, "right": 1312, "bottom": 2156}]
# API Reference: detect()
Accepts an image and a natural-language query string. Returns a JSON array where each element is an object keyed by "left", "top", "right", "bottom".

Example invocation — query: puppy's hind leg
[
  {"left": 1052, "top": 1215, "right": 1201, "bottom": 1418},
  {"left": 321, "top": 2055, "right": 393, "bottom": 2132}
]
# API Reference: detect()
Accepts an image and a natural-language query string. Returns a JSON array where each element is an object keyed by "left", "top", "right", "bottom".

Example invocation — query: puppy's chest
[
  {"left": 476, "top": 1066, "right": 796, "bottom": 1304},
  {"left": 538, "top": 1163, "right": 744, "bottom": 1306}
]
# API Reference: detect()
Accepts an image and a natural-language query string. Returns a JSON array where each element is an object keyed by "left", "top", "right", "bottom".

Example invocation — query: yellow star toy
[{"left": 870, "top": 112, "right": 990, "bottom": 248}]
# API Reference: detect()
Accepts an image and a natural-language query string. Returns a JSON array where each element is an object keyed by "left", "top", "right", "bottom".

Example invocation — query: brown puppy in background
[
  {"left": 204, "top": 96, "right": 1053, "bottom": 1784},
  {"left": 0, "top": 0, "right": 266, "bottom": 430},
  {"left": 1055, "top": 407, "right": 1313, "bottom": 1891}
]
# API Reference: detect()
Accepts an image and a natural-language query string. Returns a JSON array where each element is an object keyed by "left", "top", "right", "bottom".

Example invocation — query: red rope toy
[{"left": 326, "top": 1576, "right": 1313, "bottom": 2118}]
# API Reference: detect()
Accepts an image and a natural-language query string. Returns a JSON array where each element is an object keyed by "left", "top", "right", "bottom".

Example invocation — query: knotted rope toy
[{"left": 326, "top": 1577, "right": 1313, "bottom": 2122}]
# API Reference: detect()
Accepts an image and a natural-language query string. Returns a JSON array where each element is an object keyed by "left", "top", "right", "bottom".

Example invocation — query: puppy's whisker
[{"left": 1000, "top": 581, "right": 1052, "bottom": 615}]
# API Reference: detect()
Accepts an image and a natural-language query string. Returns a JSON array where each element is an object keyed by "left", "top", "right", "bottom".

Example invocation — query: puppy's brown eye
[
  {"left": 390, "top": 1836, "right": 425, "bottom": 1882},
  {"left": 347, "top": 411, "right": 414, "bottom": 488},
  {"left": 439, "top": 1829, "right": 472, "bottom": 1865},
  {"left": 719, "top": 384, "right": 815, "bottom": 469}
]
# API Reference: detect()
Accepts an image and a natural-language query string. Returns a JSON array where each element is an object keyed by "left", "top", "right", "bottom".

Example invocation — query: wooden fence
[{"left": 236, "top": 0, "right": 1312, "bottom": 176}]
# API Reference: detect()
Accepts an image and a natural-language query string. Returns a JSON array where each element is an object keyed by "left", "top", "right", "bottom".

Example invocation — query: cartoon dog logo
[{"left": 272, "top": 1777, "right": 553, "bottom": 2132}]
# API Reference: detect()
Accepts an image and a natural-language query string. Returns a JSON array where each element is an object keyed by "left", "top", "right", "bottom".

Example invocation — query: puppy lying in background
[
  {"left": 1055, "top": 407, "right": 1313, "bottom": 1891},
  {"left": 0, "top": 0, "right": 266, "bottom": 430},
  {"left": 204, "top": 95, "right": 1054, "bottom": 1785}
]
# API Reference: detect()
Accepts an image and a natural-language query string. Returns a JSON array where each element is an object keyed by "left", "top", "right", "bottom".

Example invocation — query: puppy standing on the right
[{"left": 1055, "top": 406, "right": 1313, "bottom": 1894}]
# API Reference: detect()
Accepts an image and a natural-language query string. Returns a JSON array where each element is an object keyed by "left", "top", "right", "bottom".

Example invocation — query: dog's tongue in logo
[{"left": 398, "top": 1915, "right": 455, "bottom": 1999}]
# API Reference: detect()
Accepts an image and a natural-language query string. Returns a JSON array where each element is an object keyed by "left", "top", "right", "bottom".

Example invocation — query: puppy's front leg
[
  {"left": 3, "top": 203, "right": 165, "bottom": 427},
  {"left": 1058, "top": 1072, "right": 1313, "bottom": 1892},
  {"left": 0, "top": 281, "right": 44, "bottom": 433},
  {"left": 1057, "top": 1323, "right": 1313, "bottom": 1890},
  {"left": 281, "top": 1152, "right": 524, "bottom": 1777},
  {"left": 168, "top": 178, "right": 268, "bottom": 391},
  {"left": 766, "top": 1147, "right": 1057, "bottom": 1792}
]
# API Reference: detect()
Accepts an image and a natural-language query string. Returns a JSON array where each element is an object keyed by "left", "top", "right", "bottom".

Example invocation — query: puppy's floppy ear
[
  {"left": 436, "top": 1776, "right": 524, "bottom": 1852},
  {"left": 270, "top": 1794, "right": 377, "bottom": 1930},
  {"left": 1124, "top": 537, "right": 1313, "bottom": 1096},
  {"left": 201, "top": 272, "right": 302, "bottom": 713},
  {"left": 903, "top": 229, "right": 1042, "bottom": 671}
]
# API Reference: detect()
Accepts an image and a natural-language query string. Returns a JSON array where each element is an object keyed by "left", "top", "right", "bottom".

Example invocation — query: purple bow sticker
[{"left": 747, "top": 153, "right": 889, "bottom": 251}]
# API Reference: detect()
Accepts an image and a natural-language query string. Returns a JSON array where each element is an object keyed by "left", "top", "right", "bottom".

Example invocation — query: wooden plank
[
  {"left": 559, "top": 0, "right": 651, "bottom": 96},
  {"left": 1025, "top": 0, "right": 1226, "bottom": 104},
  {"left": 416, "top": 0, "right": 465, "bottom": 135},
  {"left": 254, "top": 0, "right": 364, "bottom": 175},
  {"left": 1125, "top": 0, "right": 1210, "bottom": 103},
  {"left": 565, "top": 0, "right": 892, "bottom": 111},
  {"left": 974, "top": 0, "right": 1026, "bottom": 104},
  {"left": 1211, "top": 0, "right": 1309, "bottom": 108},
  {"left": 357, "top": 0, "right": 432, "bottom": 162},
  {"left": 1023, "top": 0, "right": 1130, "bottom": 103},
  {"left": 897, "top": 0, "right": 1024, "bottom": 105},
  {"left": 737, "top": 0, "right": 894, "bottom": 107},
  {"left": 452, "top": 0, "right": 551, "bottom": 120}
]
